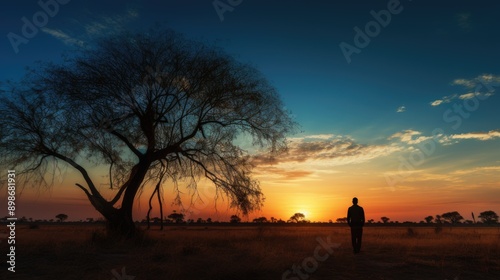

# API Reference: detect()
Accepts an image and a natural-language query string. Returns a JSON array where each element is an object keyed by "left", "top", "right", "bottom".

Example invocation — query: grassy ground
[{"left": 2, "top": 224, "right": 500, "bottom": 279}]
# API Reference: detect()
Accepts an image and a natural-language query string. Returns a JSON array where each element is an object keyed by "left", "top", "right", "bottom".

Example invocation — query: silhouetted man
[{"left": 347, "top": 197, "right": 365, "bottom": 254}]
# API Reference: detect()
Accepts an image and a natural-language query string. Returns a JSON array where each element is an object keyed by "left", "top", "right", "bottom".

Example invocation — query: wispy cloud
[
  {"left": 84, "top": 9, "right": 139, "bottom": 36},
  {"left": 256, "top": 129, "right": 500, "bottom": 185},
  {"left": 398, "top": 172, "right": 461, "bottom": 184},
  {"left": 253, "top": 134, "right": 401, "bottom": 180},
  {"left": 388, "top": 129, "right": 500, "bottom": 146},
  {"left": 431, "top": 91, "right": 493, "bottom": 106},
  {"left": 395, "top": 165, "right": 500, "bottom": 187},
  {"left": 450, "top": 130, "right": 500, "bottom": 141},
  {"left": 42, "top": 8, "right": 139, "bottom": 47},
  {"left": 257, "top": 167, "right": 314, "bottom": 181},
  {"left": 458, "top": 92, "right": 476, "bottom": 99},
  {"left": 456, "top": 13, "right": 472, "bottom": 31},
  {"left": 430, "top": 100, "right": 443, "bottom": 107},
  {"left": 430, "top": 74, "right": 499, "bottom": 107},
  {"left": 396, "top": 106, "right": 406, "bottom": 113},
  {"left": 429, "top": 94, "right": 457, "bottom": 106},
  {"left": 388, "top": 130, "right": 431, "bottom": 145},
  {"left": 452, "top": 165, "right": 500, "bottom": 176},
  {"left": 41, "top": 28, "right": 85, "bottom": 47},
  {"left": 386, "top": 129, "right": 500, "bottom": 148},
  {"left": 452, "top": 79, "right": 474, "bottom": 88},
  {"left": 255, "top": 134, "right": 400, "bottom": 166},
  {"left": 451, "top": 74, "right": 500, "bottom": 89}
]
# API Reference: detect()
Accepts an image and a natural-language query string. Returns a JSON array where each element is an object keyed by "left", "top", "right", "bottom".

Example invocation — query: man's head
[{"left": 352, "top": 197, "right": 358, "bottom": 205}]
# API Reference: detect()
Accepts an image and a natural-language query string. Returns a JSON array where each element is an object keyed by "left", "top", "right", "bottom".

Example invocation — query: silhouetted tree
[
  {"left": 367, "top": 219, "right": 374, "bottom": 224},
  {"left": 253, "top": 216, "right": 268, "bottom": 223},
  {"left": 478, "top": 210, "right": 499, "bottom": 224},
  {"left": 270, "top": 217, "right": 277, "bottom": 223},
  {"left": 289, "top": 213, "right": 305, "bottom": 223},
  {"left": 435, "top": 214, "right": 442, "bottom": 224},
  {"left": 0, "top": 28, "right": 295, "bottom": 238},
  {"left": 336, "top": 217, "right": 348, "bottom": 223},
  {"left": 381, "top": 216, "right": 390, "bottom": 224},
  {"left": 424, "top": 216, "right": 434, "bottom": 223},
  {"left": 167, "top": 211, "right": 185, "bottom": 223},
  {"left": 442, "top": 211, "right": 463, "bottom": 224},
  {"left": 206, "top": 218, "right": 212, "bottom": 223},
  {"left": 230, "top": 215, "right": 241, "bottom": 223},
  {"left": 56, "top": 214, "right": 68, "bottom": 222}
]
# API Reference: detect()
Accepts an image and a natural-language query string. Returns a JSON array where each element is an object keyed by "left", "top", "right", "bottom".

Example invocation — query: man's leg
[
  {"left": 355, "top": 228, "right": 363, "bottom": 253},
  {"left": 350, "top": 228, "right": 357, "bottom": 253}
]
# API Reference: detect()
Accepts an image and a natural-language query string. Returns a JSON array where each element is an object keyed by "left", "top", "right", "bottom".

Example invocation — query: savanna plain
[{"left": 2, "top": 224, "right": 500, "bottom": 280}]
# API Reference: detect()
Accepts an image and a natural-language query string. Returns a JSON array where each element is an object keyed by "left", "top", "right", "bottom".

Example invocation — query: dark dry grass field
[{"left": 2, "top": 223, "right": 500, "bottom": 280}]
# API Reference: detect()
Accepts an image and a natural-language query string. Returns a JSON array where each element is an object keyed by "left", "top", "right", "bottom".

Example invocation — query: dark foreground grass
[{"left": 2, "top": 224, "right": 500, "bottom": 279}]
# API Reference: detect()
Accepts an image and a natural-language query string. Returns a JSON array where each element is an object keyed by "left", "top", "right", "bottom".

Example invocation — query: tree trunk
[
  {"left": 104, "top": 160, "right": 151, "bottom": 238},
  {"left": 106, "top": 208, "right": 137, "bottom": 238}
]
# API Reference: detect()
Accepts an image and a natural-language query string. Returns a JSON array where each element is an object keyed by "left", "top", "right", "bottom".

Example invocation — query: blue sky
[
  {"left": 1, "top": 0, "right": 499, "bottom": 221},
  {"left": 2, "top": 1, "right": 499, "bottom": 136}
]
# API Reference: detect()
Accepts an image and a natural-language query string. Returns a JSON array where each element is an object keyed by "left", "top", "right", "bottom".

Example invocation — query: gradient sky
[{"left": 1, "top": 0, "right": 499, "bottom": 223}]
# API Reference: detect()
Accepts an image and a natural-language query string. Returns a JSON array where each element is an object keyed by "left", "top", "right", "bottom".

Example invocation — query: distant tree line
[
  {"left": 141, "top": 211, "right": 313, "bottom": 225},
  {"left": 429, "top": 210, "right": 499, "bottom": 224},
  {"left": 332, "top": 210, "right": 499, "bottom": 225},
  {"left": 2, "top": 210, "right": 497, "bottom": 225}
]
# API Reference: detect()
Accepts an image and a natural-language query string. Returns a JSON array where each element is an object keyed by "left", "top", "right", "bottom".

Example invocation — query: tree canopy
[
  {"left": 55, "top": 214, "right": 68, "bottom": 222},
  {"left": 441, "top": 211, "right": 464, "bottom": 224},
  {"left": 478, "top": 210, "right": 499, "bottom": 224},
  {"left": 0, "top": 28, "right": 295, "bottom": 237},
  {"left": 167, "top": 211, "right": 185, "bottom": 224},
  {"left": 230, "top": 215, "right": 241, "bottom": 223},
  {"left": 380, "top": 217, "right": 390, "bottom": 224},
  {"left": 289, "top": 212, "right": 306, "bottom": 223}
]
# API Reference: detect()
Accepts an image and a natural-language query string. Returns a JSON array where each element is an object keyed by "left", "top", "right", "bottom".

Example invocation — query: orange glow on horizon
[{"left": 6, "top": 151, "right": 500, "bottom": 224}]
